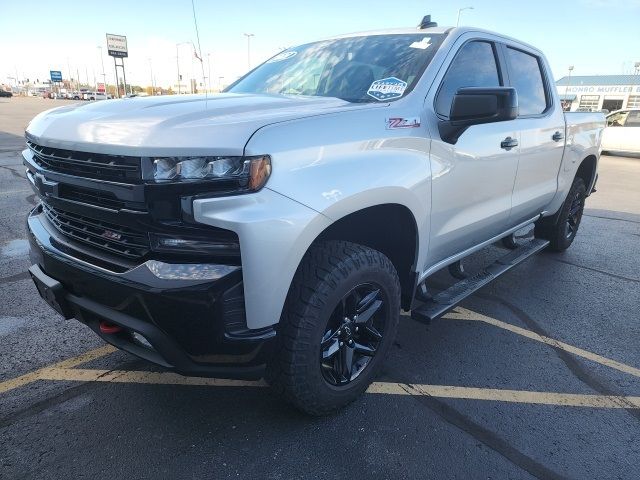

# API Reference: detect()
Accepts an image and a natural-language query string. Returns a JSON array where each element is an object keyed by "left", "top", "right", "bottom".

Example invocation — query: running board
[{"left": 411, "top": 238, "right": 550, "bottom": 323}]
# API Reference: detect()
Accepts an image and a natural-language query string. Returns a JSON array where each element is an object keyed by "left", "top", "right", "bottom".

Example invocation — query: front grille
[
  {"left": 28, "top": 141, "right": 142, "bottom": 184},
  {"left": 58, "top": 184, "right": 135, "bottom": 211},
  {"left": 43, "top": 204, "right": 150, "bottom": 260}
]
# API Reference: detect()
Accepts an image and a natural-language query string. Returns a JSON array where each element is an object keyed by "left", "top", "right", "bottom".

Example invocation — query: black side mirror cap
[{"left": 438, "top": 87, "right": 518, "bottom": 144}]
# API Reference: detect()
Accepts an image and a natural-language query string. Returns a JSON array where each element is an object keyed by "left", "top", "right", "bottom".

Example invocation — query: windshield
[{"left": 226, "top": 33, "right": 446, "bottom": 103}]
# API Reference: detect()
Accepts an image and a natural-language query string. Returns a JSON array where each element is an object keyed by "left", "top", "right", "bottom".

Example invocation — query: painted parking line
[
  {"left": 0, "top": 345, "right": 116, "bottom": 394},
  {"left": 2, "top": 308, "right": 639, "bottom": 411},
  {"left": 444, "top": 307, "right": 640, "bottom": 378},
  {"left": 28, "top": 367, "right": 640, "bottom": 409},
  {"left": 38, "top": 368, "right": 267, "bottom": 388}
]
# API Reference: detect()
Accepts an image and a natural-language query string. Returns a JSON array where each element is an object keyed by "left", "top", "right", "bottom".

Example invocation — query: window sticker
[
  {"left": 266, "top": 51, "right": 297, "bottom": 63},
  {"left": 367, "top": 77, "right": 408, "bottom": 101},
  {"left": 409, "top": 37, "right": 432, "bottom": 50}
]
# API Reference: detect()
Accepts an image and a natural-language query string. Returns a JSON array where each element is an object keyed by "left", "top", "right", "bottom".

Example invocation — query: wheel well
[
  {"left": 316, "top": 204, "right": 418, "bottom": 310},
  {"left": 576, "top": 155, "right": 597, "bottom": 193}
]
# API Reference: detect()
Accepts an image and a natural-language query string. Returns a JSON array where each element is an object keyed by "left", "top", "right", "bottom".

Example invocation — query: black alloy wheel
[
  {"left": 320, "top": 283, "right": 386, "bottom": 386},
  {"left": 565, "top": 188, "right": 585, "bottom": 239},
  {"left": 535, "top": 176, "right": 587, "bottom": 251}
]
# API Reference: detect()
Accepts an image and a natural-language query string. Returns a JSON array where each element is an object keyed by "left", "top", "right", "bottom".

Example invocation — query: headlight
[{"left": 151, "top": 155, "right": 271, "bottom": 191}]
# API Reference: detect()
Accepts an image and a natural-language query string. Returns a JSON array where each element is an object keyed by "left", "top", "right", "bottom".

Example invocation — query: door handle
[
  {"left": 500, "top": 137, "right": 518, "bottom": 150},
  {"left": 552, "top": 131, "right": 564, "bottom": 142}
]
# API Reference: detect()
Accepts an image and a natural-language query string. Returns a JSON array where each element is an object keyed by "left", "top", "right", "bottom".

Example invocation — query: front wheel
[
  {"left": 266, "top": 240, "right": 400, "bottom": 415},
  {"left": 535, "top": 177, "right": 586, "bottom": 251}
]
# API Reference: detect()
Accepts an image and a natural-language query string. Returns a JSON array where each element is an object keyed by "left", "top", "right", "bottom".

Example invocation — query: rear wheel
[
  {"left": 535, "top": 177, "right": 586, "bottom": 252},
  {"left": 266, "top": 240, "right": 400, "bottom": 415}
]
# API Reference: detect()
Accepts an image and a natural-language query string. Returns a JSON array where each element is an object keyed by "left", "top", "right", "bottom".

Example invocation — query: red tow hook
[{"left": 99, "top": 321, "right": 123, "bottom": 334}]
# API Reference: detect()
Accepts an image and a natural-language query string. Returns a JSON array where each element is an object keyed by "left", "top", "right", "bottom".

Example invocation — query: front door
[{"left": 428, "top": 40, "right": 519, "bottom": 265}]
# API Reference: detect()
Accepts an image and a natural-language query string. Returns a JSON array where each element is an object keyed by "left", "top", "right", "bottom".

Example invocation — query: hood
[{"left": 25, "top": 93, "right": 369, "bottom": 157}]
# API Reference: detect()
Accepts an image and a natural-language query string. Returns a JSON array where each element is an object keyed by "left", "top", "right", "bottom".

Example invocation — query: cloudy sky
[{"left": 1, "top": 0, "right": 639, "bottom": 89}]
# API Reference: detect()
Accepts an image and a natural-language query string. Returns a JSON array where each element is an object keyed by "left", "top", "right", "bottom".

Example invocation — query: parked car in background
[
  {"left": 602, "top": 109, "right": 640, "bottom": 155},
  {"left": 88, "top": 92, "right": 112, "bottom": 101},
  {"left": 0, "top": 90, "right": 13, "bottom": 98}
]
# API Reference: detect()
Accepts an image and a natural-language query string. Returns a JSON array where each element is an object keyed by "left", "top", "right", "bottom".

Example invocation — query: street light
[
  {"left": 207, "top": 53, "right": 212, "bottom": 93},
  {"left": 148, "top": 58, "right": 155, "bottom": 95},
  {"left": 176, "top": 41, "right": 191, "bottom": 94},
  {"left": 564, "top": 65, "right": 574, "bottom": 96},
  {"left": 456, "top": 6, "right": 474, "bottom": 27},
  {"left": 243, "top": 33, "right": 254, "bottom": 71}
]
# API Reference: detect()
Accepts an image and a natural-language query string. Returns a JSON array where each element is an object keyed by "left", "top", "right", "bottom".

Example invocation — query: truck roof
[{"left": 323, "top": 26, "right": 544, "bottom": 56}]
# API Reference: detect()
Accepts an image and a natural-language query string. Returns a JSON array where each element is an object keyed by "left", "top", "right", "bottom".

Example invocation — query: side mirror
[{"left": 438, "top": 87, "right": 518, "bottom": 144}]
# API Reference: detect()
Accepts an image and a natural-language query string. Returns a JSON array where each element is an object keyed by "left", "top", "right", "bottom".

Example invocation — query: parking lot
[{"left": 1, "top": 96, "right": 639, "bottom": 479}]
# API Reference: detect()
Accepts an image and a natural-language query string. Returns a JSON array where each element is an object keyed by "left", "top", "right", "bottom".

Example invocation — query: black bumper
[{"left": 27, "top": 206, "right": 275, "bottom": 380}]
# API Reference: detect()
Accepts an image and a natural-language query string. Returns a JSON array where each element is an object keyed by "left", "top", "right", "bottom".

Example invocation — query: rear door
[
  {"left": 502, "top": 44, "right": 565, "bottom": 225},
  {"left": 426, "top": 39, "right": 520, "bottom": 265}
]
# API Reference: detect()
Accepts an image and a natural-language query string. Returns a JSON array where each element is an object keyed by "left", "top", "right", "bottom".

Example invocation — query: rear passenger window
[
  {"left": 505, "top": 47, "right": 548, "bottom": 116},
  {"left": 435, "top": 41, "right": 501, "bottom": 117}
]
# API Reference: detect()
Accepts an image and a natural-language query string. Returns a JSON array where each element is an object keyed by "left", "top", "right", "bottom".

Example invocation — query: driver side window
[{"left": 435, "top": 41, "right": 501, "bottom": 117}]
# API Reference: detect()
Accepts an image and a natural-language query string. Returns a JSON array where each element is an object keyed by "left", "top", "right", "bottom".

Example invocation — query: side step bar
[{"left": 411, "top": 238, "right": 550, "bottom": 323}]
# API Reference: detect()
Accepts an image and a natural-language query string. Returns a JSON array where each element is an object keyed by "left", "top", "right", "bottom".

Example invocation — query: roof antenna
[
  {"left": 191, "top": 0, "right": 207, "bottom": 101},
  {"left": 418, "top": 15, "right": 438, "bottom": 29}
]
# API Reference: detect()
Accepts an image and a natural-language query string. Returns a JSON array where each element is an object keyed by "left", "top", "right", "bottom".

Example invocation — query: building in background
[{"left": 556, "top": 75, "right": 640, "bottom": 112}]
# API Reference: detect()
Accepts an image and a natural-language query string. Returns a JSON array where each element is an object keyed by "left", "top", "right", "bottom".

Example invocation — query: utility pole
[
  {"left": 244, "top": 33, "right": 254, "bottom": 71},
  {"left": 456, "top": 6, "right": 474, "bottom": 26}
]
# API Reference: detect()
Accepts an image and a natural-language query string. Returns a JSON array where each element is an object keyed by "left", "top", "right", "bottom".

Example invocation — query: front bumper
[{"left": 27, "top": 205, "right": 275, "bottom": 380}]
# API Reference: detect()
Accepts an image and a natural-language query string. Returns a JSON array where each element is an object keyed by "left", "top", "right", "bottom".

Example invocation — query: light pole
[
  {"left": 176, "top": 42, "right": 190, "bottom": 94},
  {"left": 243, "top": 33, "right": 254, "bottom": 71},
  {"left": 456, "top": 6, "right": 474, "bottom": 27},
  {"left": 207, "top": 53, "right": 212, "bottom": 93},
  {"left": 97, "top": 46, "right": 106, "bottom": 96},
  {"left": 564, "top": 65, "right": 574, "bottom": 96},
  {"left": 148, "top": 58, "right": 155, "bottom": 95}
]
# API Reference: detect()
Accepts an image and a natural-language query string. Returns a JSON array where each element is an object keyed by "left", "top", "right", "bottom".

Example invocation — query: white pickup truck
[{"left": 24, "top": 17, "right": 604, "bottom": 414}]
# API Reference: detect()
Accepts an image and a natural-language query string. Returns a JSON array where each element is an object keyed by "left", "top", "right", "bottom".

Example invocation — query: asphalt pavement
[{"left": 1, "top": 96, "right": 639, "bottom": 480}]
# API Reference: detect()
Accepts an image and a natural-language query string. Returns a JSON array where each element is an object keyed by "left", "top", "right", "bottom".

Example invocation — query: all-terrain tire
[
  {"left": 535, "top": 177, "right": 587, "bottom": 252},
  {"left": 266, "top": 240, "right": 400, "bottom": 416}
]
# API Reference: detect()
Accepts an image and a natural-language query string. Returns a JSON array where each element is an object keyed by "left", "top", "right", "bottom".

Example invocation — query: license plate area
[{"left": 29, "top": 264, "right": 74, "bottom": 319}]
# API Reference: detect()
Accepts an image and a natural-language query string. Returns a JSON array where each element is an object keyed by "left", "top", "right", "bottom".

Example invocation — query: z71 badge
[
  {"left": 367, "top": 77, "right": 408, "bottom": 101},
  {"left": 386, "top": 117, "right": 421, "bottom": 129}
]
